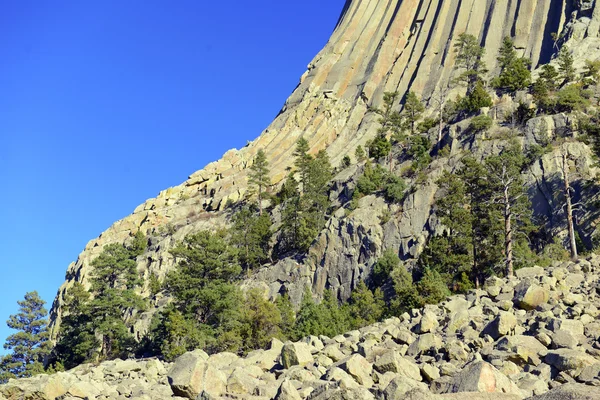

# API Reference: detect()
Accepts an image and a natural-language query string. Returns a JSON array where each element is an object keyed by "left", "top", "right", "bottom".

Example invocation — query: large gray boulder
[
  {"left": 544, "top": 349, "right": 598, "bottom": 372},
  {"left": 514, "top": 280, "right": 549, "bottom": 310},
  {"left": 442, "top": 361, "right": 522, "bottom": 396},
  {"left": 528, "top": 383, "right": 600, "bottom": 399},
  {"left": 281, "top": 342, "right": 314, "bottom": 369},
  {"left": 167, "top": 349, "right": 226, "bottom": 399},
  {"left": 482, "top": 312, "right": 518, "bottom": 340}
]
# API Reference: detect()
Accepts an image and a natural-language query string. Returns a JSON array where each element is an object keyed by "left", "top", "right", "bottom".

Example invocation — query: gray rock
[
  {"left": 529, "top": 383, "right": 600, "bottom": 399},
  {"left": 482, "top": 312, "right": 517, "bottom": 340},
  {"left": 545, "top": 349, "right": 598, "bottom": 371},
  {"left": 373, "top": 351, "right": 421, "bottom": 380},
  {"left": 443, "top": 361, "right": 522, "bottom": 396},
  {"left": 275, "top": 379, "right": 302, "bottom": 400},
  {"left": 281, "top": 342, "right": 314, "bottom": 369},
  {"left": 168, "top": 350, "right": 225, "bottom": 399},
  {"left": 514, "top": 280, "right": 549, "bottom": 310}
]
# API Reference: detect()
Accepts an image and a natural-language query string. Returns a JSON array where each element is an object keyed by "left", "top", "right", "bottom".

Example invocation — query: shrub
[
  {"left": 417, "top": 269, "right": 450, "bottom": 304},
  {"left": 342, "top": 155, "right": 351, "bottom": 168},
  {"left": 384, "top": 175, "right": 407, "bottom": 204},
  {"left": 469, "top": 115, "right": 493, "bottom": 132}
]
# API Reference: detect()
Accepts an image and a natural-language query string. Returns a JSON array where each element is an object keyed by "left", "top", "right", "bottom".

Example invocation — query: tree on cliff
[
  {"left": 53, "top": 233, "right": 148, "bottom": 364},
  {"left": 52, "top": 283, "right": 97, "bottom": 369},
  {"left": 454, "top": 33, "right": 487, "bottom": 95},
  {"left": 248, "top": 149, "right": 271, "bottom": 215},
  {"left": 402, "top": 91, "right": 425, "bottom": 135},
  {"left": 0, "top": 291, "right": 50, "bottom": 380},
  {"left": 88, "top": 232, "right": 147, "bottom": 360},
  {"left": 230, "top": 206, "right": 272, "bottom": 273},
  {"left": 279, "top": 140, "right": 333, "bottom": 254},
  {"left": 492, "top": 37, "right": 531, "bottom": 93}
]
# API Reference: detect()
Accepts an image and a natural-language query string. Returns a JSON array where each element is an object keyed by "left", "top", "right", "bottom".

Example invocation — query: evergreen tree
[
  {"left": 454, "top": 33, "right": 488, "bottom": 94},
  {"left": 275, "top": 293, "right": 296, "bottom": 340},
  {"left": 248, "top": 149, "right": 271, "bottom": 215},
  {"left": 166, "top": 231, "right": 241, "bottom": 323},
  {"left": 87, "top": 233, "right": 147, "bottom": 360},
  {"left": 461, "top": 80, "right": 493, "bottom": 112},
  {"left": 355, "top": 145, "right": 366, "bottom": 162},
  {"left": 294, "top": 138, "right": 312, "bottom": 193},
  {"left": 347, "top": 282, "right": 385, "bottom": 327},
  {"left": 370, "top": 92, "right": 401, "bottom": 165},
  {"left": 279, "top": 146, "right": 333, "bottom": 254},
  {"left": 484, "top": 143, "right": 532, "bottom": 277},
  {"left": 53, "top": 283, "right": 97, "bottom": 369},
  {"left": 492, "top": 37, "right": 531, "bottom": 93},
  {"left": 231, "top": 206, "right": 271, "bottom": 273},
  {"left": 371, "top": 249, "right": 400, "bottom": 289},
  {"left": 582, "top": 60, "right": 600, "bottom": 86},
  {"left": 239, "top": 289, "right": 282, "bottom": 352},
  {"left": 1, "top": 292, "right": 50, "bottom": 379},
  {"left": 402, "top": 91, "right": 425, "bottom": 135},
  {"left": 558, "top": 46, "right": 576, "bottom": 85},
  {"left": 389, "top": 262, "right": 423, "bottom": 314}
]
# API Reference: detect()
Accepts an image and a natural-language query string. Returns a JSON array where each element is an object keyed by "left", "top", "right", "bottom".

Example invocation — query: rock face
[
  {"left": 5, "top": 258, "right": 600, "bottom": 399},
  {"left": 48, "top": 0, "right": 600, "bottom": 341}
]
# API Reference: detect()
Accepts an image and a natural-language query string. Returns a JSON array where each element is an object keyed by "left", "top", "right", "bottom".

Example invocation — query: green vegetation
[
  {"left": 491, "top": 37, "right": 531, "bottom": 93},
  {"left": 248, "top": 149, "right": 271, "bottom": 215},
  {"left": 53, "top": 232, "right": 148, "bottom": 367},
  {"left": 0, "top": 292, "right": 50, "bottom": 383}
]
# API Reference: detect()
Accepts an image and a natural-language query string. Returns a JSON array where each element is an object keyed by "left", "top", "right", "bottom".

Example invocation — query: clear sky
[{"left": 0, "top": 1, "right": 346, "bottom": 354}]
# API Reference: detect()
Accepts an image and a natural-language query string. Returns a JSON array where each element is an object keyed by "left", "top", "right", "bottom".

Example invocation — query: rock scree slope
[{"left": 5, "top": 256, "right": 600, "bottom": 399}]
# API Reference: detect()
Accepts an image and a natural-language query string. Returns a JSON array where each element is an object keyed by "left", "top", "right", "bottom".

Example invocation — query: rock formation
[
  {"left": 6, "top": 255, "right": 600, "bottom": 399},
  {"left": 48, "top": 0, "right": 600, "bottom": 340}
]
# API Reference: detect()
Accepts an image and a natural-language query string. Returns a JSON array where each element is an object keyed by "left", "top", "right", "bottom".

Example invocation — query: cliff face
[{"left": 49, "top": 0, "right": 600, "bottom": 338}]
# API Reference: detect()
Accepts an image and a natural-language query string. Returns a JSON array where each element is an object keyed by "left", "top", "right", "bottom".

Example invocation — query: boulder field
[{"left": 5, "top": 256, "right": 600, "bottom": 399}]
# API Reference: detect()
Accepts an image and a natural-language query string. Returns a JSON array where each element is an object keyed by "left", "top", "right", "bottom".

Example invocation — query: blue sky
[{"left": 0, "top": 1, "right": 345, "bottom": 354}]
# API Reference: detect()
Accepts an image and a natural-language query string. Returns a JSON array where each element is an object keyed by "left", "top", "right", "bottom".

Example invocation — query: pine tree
[
  {"left": 275, "top": 293, "right": 296, "bottom": 340},
  {"left": 248, "top": 149, "right": 271, "bottom": 215},
  {"left": 1, "top": 291, "right": 50, "bottom": 379},
  {"left": 454, "top": 33, "right": 488, "bottom": 94},
  {"left": 53, "top": 283, "right": 97, "bottom": 369},
  {"left": 484, "top": 143, "right": 532, "bottom": 277},
  {"left": 347, "top": 282, "right": 385, "bottom": 327},
  {"left": 166, "top": 231, "right": 241, "bottom": 322},
  {"left": 294, "top": 138, "right": 312, "bottom": 193},
  {"left": 88, "top": 233, "right": 147, "bottom": 360},
  {"left": 403, "top": 91, "right": 425, "bottom": 135},
  {"left": 492, "top": 37, "right": 531, "bottom": 93},
  {"left": 239, "top": 288, "right": 282, "bottom": 352},
  {"left": 231, "top": 207, "right": 271, "bottom": 273},
  {"left": 558, "top": 46, "right": 576, "bottom": 85}
]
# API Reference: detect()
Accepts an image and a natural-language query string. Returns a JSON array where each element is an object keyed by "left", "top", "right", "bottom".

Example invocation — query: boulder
[
  {"left": 529, "top": 383, "right": 600, "bottom": 399},
  {"left": 168, "top": 350, "right": 225, "bottom": 399},
  {"left": 280, "top": 342, "right": 314, "bottom": 369},
  {"left": 336, "top": 354, "right": 374, "bottom": 388},
  {"left": 382, "top": 376, "right": 429, "bottom": 400},
  {"left": 407, "top": 333, "right": 442, "bottom": 356},
  {"left": 275, "top": 379, "right": 302, "bottom": 400},
  {"left": 443, "top": 361, "right": 522, "bottom": 395},
  {"left": 482, "top": 312, "right": 517, "bottom": 340},
  {"left": 545, "top": 349, "right": 598, "bottom": 371},
  {"left": 373, "top": 351, "right": 421, "bottom": 380},
  {"left": 417, "top": 310, "right": 439, "bottom": 333},
  {"left": 514, "top": 280, "right": 549, "bottom": 310}
]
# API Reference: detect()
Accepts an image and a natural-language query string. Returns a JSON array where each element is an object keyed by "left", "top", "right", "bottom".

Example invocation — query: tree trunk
[
  {"left": 504, "top": 185, "right": 514, "bottom": 277},
  {"left": 258, "top": 184, "right": 263, "bottom": 216},
  {"left": 562, "top": 153, "right": 578, "bottom": 259}
]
